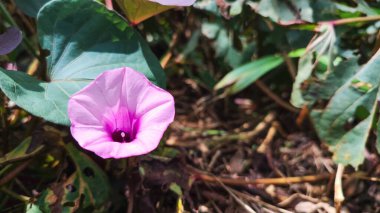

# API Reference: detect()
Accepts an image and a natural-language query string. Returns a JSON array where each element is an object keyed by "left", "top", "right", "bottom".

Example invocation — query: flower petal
[
  {"left": 68, "top": 67, "right": 125, "bottom": 129},
  {"left": 148, "top": 0, "right": 195, "bottom": 6},
  {"left": 0, "top": 27, "right": 22, "bottom": 55},
  {"left": 70, "top": 126, "right": 111, "bottom": 147},
  {"left": 83, "top": 132, "right": 162, "bottom": 158}
]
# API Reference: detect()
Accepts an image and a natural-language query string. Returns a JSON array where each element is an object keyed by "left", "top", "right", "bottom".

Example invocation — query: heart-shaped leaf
[{"left": 0, "top": 0, "right": 165, "bottom": 126}]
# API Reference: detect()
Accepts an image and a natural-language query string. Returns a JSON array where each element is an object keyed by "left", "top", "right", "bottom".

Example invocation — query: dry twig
[
  {"left": 189, "top": 166, "right": 332, "bottom": 186},
  {"left": 228, "top": 188, "right": 292, "bottom": 213},
  {"left": 255, "top": 80, "right": 299, "bottom": 113},
  {"left": 257, "top": 124, "right": 277, "bottom": 153},
  {"left": 0, "top": 159, "right": 33, "bottom": 186}
]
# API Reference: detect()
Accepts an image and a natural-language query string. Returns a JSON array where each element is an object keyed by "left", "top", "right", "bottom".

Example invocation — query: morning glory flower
[
  {"left": 68, "top": 67, "right": 175, "bottom": 158},
  {"left": 149, "top": 0, "right": 196, "bottom": 6},
  {"left": 0, "top": 27, "right": 22, "bottom": 55}
]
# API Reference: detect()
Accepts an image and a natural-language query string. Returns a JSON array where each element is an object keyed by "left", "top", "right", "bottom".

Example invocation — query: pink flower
[
  {"left": 149, "top": 0, "right": 196, "bottom": 6},
  {"left": 68, "top": 67, "right": 175, "bottom": 158},
  {"left": 0, "top": 27, "right": 22, "bottom": 55}
]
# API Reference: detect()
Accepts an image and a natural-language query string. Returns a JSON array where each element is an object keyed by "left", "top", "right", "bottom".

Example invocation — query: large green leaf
[
  {"left": 310, "top": 50, "right": 380, "bottom": 168},
  {"left": 0, "top": 0, "right": 165, "bottom": 126},
  {"left": 36, "top": 143, "right": 110, "bottom": 212},
  {"left": 116, "top": 0, "right": 173, "bottom": 24}
]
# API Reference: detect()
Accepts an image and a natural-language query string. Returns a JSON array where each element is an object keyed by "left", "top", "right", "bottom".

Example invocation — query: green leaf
[
  {"left": 310, "top": 50, "right": 380, "bottom": 168},
  {"left": 0, "top": 0, "right": 165, "bottom": 126},
  {"left": 291, "top": 24, "right": 336, "bottom": 107},
  {"left": 116, "top": 0, "right": 173, "bottom": 24},
  {"left": 356, "top": 0, "right": 379, "bottom": 16},
  {"left": 36, "top": 143, "right": 111, "bottom": 212},
  {"left": 169, "top": 183, "right": 182, "bottom": 196},
  {"left": 0, "top": 137, "right": 44, "bottom": 166},
  {"left": 229, "top": 0, "right": 244, "bottom": 17},
  {"left": 14, "top": 0, "right": 51, "bottom": 17},
  {"left": 193, "top": 0, "right": 219, "bottom": 16},
  {"left": 303, "top": 58, "right": 359, "bottom": 102},
  {"left": 26, "top": 204, "right": 43, "bottom": 213},
  {"left": 288, "top": 48, "right": 306, "bottom": 58},
  {"left": 214, "top": 55, "right": 284, "bottom": 94},
  {"left": 257, "top": 0, "right": 314, "bottom": 24},
  {"left": 0, "top": 69, "right": 89, "bottom": 125},
  {"left": 335, "top": 0, "right": 380, "bottom": 18}
]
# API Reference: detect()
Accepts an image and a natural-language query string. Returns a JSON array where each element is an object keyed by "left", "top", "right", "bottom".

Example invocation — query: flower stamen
[{"left": 112, "top": 129, "right": 131, "bottom": 143}]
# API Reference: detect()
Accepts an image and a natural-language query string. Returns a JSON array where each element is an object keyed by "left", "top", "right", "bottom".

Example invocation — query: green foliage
[
  {"left": 291, "top": 24, "right": 336, "bottom": 107},
  {"left": 0, "top": 0, "right": 165, "bottom": 125},
  {"left": 214, "top": 55, "right": 284, "bottom": 94},
  {"left": 289, "top": 16, "right": 380, "bottom": 168},
  {"left": 307, "top": 50, "right": 380, "bottom": 168},
  {"left": 215, "top": 49, "right": 305, "bottom": 94},
  {"left": 257, "top": 0, "right": 314, "bottom": 23},
  {"left": 3, "top": 0, "right": 380, "bottom": 211},
  {"left": 0, "top": 137, "right": 43, "bottom": 166},
  {"left": 26, "top": 204, "right": 43, "bottom": 213},
  {"left": 36, "top": 143, "right": 111, "bottom": 212}
]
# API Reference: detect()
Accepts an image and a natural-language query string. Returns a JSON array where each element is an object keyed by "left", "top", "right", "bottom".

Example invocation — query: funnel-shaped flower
[
  {"left": 68, "top": 67, "right": 175, "bottom": 158},
  {"left": 149, "top": 0, "right": 196, "bottom": 6},
  {"left": 0, "top": 27, "right": 22, "bottom": 55}
]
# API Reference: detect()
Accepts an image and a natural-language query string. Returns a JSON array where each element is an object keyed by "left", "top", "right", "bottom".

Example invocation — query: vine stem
[
  {"left": 324, "top": 15, "right": 380, "bottom": 26},
  {"left": 0, "top": 187, "right": 29, "bottom": 202}
]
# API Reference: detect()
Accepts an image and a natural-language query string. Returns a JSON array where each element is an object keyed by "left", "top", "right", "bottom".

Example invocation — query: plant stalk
[{"left": 326, "top": 15, "right": 380, "bottom": 26}]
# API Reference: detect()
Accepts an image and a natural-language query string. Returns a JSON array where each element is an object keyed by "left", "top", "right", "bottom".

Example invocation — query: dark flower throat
[{"left": 112, "top": 130, "right": 131, "bottom": 143}]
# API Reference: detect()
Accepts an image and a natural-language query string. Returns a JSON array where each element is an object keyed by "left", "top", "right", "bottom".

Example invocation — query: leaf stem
[
  {"left": 322, "top": 15, "right": 380, "bottom": 26},
  {"left": 0, "top": 187, "right": 29, "bottom": 202}
]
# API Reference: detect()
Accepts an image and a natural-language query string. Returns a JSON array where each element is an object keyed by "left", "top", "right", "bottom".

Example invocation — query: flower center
[{"left": 111, "top": 129, "right": 131, "bottom": 143}]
